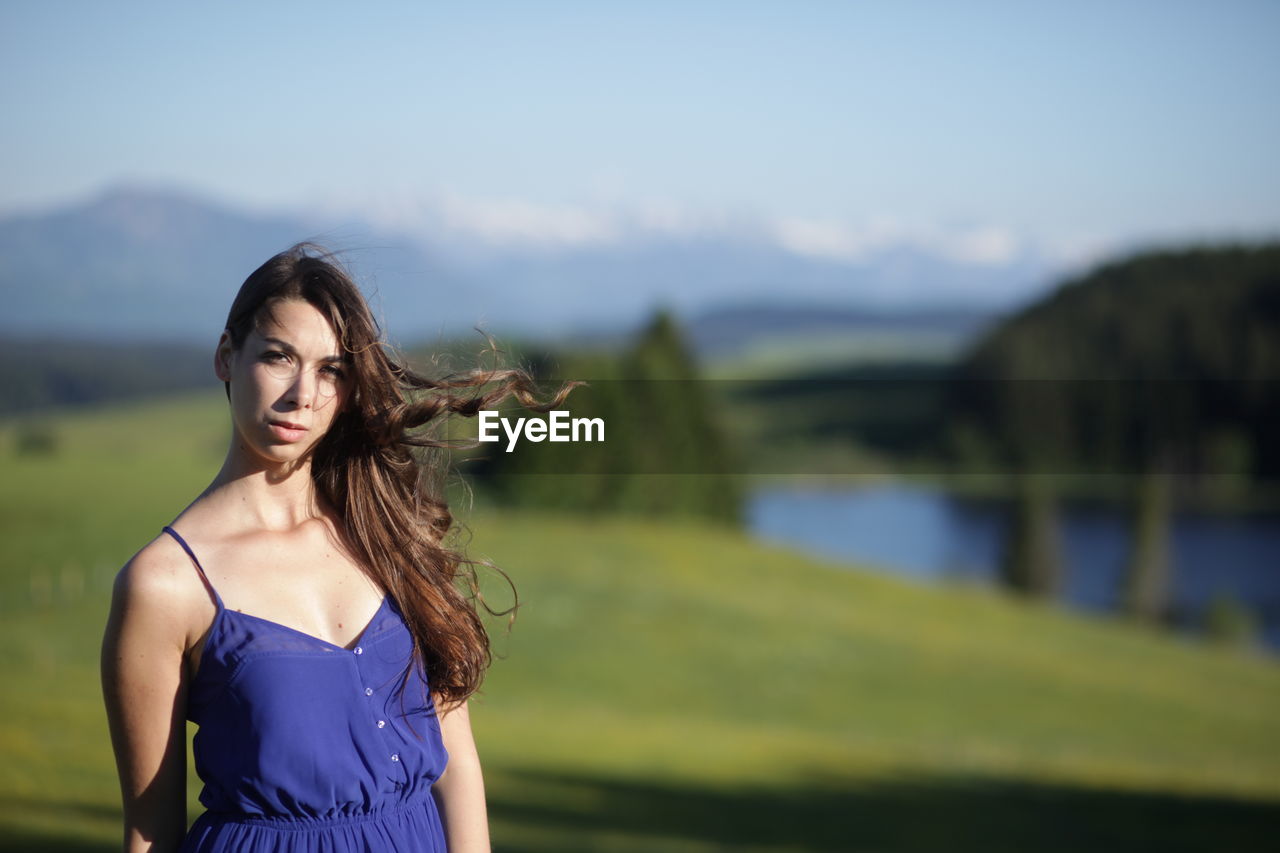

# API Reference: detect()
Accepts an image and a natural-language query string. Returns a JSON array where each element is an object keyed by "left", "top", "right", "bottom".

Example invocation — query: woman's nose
[{"left": 287, "top": 366, "right": 317, "bottom": 407}]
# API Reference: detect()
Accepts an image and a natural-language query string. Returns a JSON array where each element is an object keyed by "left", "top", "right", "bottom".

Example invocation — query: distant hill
[
  {"left": 683, "top": 302, "right": 999, "bottom": 372},
  {"left": 0, "top": 186, "right": 310, "bottom": 342},
  {"left": 947, "top": 243, "right": 1280, "bottom": 482},
  {"left": 1, "top": 183, "right": 1054, "bottom": 345},
  {"left": 0, "top": 335, "right": 210, "bottom": 417},
  {"left": 0, "top": 184, "right": 478, "bottom": 345},
  {"left": 548, "top": 302, "right": 1000, "bottom": 375},
  {"left": 0, "top": 183, "right": 1060, "bottom": 412}
]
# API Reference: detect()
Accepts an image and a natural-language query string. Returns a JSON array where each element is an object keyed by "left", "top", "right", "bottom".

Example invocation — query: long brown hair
[{"left": 221, "top": 241, "right": 579, "bottom": 717}]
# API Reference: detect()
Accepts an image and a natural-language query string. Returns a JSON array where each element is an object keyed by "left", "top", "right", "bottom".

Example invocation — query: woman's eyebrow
[{"left": 262, "top": 336, "right": 347, "bottom": 363}]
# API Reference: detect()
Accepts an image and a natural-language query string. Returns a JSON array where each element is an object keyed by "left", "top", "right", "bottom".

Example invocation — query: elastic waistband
[{"left": 200, "top": 792, "right": 436, "bottom": 832}]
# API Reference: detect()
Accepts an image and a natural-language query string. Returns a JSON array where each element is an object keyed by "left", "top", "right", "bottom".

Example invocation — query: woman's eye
[
  {"left": 322, "top": 365, "right": 346, "bottom": 379},
  {"left": 262, "top": 351, "right": 289, "bottom": 363}
]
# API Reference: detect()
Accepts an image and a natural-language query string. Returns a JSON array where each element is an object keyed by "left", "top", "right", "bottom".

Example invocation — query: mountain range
[{"left": 0, "top": 184, "right": 1058, "bottom": 352}]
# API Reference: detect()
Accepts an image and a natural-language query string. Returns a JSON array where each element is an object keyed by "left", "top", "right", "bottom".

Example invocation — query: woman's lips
[{"left": 268, "top": 421, "right": 308, "bottom": 442}]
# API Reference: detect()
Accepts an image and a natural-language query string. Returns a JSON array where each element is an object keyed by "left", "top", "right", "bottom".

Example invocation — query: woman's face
[{"left": 216, "top": 299, "right": 351, "bottom": 466}]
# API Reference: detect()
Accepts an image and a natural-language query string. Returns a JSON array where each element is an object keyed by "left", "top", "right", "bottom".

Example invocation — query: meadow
[{"left": 1, "top": 390, "right": 1277, "bottom": 851}]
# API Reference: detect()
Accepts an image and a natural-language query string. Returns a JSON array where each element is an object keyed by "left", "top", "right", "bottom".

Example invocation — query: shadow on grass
[
  {"left": 487, "top": 766, "right": 1279, "bottom": 852},
  {"left": 0, "top": 792, "right": 119, "bottom": 853},
  {"left": 4, "top": 768, "right": 1276, "bottom": 852},
  {"left": 0, "top": 831, "right": 110, "bottom": 853}
]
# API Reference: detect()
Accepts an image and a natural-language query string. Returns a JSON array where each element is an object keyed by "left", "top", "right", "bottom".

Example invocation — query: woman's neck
[{"left": 199, "top": 450, "right": 330, "bottom": 532}]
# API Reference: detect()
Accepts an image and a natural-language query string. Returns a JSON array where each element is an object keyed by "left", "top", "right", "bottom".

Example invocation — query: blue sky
[{"left": 3, "top": 0, "right": 1278, "bottom": 259}]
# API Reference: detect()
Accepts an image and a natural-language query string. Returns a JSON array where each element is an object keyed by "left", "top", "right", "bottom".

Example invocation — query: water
[{"left": 747, "top": 482, "right": 1280, "bottom": 652}]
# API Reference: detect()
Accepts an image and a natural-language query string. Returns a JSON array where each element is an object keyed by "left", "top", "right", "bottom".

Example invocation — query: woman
[{"left": 101, "top": 242, "right": 576, "bottom": 852}]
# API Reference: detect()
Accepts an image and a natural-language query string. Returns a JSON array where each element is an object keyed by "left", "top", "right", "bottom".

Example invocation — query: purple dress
[{"left": 162, "top": 525, "right": 450, "bottom": 852}]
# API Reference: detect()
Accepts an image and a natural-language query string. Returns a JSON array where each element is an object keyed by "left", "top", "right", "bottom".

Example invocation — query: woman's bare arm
[
  {"left": 431, "top": 698, "right": 491, "bottom": 852},
  {"left": 101, "top": 545, "right": 194, "bottom": 852}
]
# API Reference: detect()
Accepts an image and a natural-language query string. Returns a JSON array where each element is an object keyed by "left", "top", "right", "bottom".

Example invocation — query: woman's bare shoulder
[
  {"left": 108, "top": 529, "right": 212, "bottom": 646},
  {"left": 117, "top": 530, "right": 196, "bottom": 593}
]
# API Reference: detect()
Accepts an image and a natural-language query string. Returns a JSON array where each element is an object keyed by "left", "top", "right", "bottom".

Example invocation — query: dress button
[
  {"left": 364, "top": 687, "right": 373, "bottom": 696},
  {"left": 390, "top": 753, "right": 400, "bottom": 762},
  {"left": 377, "top": 720, "right": 386, "bottom": 728},
  {"left": 354, "top": 646, "right": 363, "bottom": 655}
]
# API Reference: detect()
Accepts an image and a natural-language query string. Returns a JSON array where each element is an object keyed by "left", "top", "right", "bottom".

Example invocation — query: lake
[{"left": 748, "top": 482, "right": 1280, "bottom": 653}]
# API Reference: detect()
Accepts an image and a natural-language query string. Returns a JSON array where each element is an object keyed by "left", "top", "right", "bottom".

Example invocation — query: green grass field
[{"left": 1, "top": 390, "right": 1278, "bottom": 851}]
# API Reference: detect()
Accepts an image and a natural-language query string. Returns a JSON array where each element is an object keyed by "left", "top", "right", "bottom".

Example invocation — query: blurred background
[{"left": 1, "top": 1, "right": 1278, "bottom": 850}]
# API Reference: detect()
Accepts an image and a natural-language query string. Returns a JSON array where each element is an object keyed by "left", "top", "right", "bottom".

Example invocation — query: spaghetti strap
[{"left": 162, "top": 525, "right": 224, "bottom": 610}]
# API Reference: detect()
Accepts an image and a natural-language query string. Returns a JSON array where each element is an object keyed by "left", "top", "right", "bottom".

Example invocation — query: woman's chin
[{"left": 248, "top": 440, "right": 315, "bottom": 468}]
